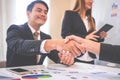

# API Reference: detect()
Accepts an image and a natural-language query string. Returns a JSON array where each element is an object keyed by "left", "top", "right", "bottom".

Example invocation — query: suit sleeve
[
  {"left": 47, "top": 50, "right": 60, "bottom": 63},
  {"left": 99, "top": 43, "right": 120, "bottom": 64},
  {"left": 41, "top": 35, "right": 60, "bottom": 63},
  {"left": 6, "top": 25, "right": 43, "bottom": 56}
]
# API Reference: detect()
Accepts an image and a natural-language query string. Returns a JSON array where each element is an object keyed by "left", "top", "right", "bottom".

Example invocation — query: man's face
[{"left": 27, "top": 3, "right": 48, "bottom": 26}]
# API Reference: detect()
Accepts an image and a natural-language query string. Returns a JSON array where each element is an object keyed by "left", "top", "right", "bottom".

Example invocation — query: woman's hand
[
  {"left": 85, "top": 31, "right": 100, "bottom": 41},
  {"left": 99, "top": 31, "right": 107, "bottom": 39}
]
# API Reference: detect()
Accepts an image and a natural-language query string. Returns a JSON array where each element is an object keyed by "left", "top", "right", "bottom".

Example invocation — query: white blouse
[{"left": 77, "top": 17, "right": 94, "bottom": 61}]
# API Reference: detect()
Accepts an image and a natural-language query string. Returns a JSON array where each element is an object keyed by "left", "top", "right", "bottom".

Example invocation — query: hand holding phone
[{"left": 95, "top": 24, "right": 113, "bottom": 36}]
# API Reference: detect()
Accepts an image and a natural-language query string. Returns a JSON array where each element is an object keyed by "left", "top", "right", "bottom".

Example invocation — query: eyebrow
[{"left": 37, "top": 8, "right": 48, "bottom": 12}]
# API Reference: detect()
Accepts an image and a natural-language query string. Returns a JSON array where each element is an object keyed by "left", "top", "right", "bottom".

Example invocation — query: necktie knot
[{"left": 33, "top": 32, "right": 39, "bottom": 40}]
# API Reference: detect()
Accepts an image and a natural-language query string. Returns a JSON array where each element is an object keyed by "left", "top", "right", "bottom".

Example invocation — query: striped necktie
[
  {"left": 33, "top": 32, "right": 39, "bottom": 40},
  {"left": 33, "top": 32, "right": 41, "bottom": 64}
]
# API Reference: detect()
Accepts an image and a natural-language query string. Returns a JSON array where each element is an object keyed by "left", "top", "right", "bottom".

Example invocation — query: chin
[{"left": 37, "top": 22, "right": 45, "bottom": 25}]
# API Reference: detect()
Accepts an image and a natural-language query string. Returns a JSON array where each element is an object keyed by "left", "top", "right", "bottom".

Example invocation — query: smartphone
[
  {"left": 95, "top": 24, "right": 113, "bottom": 36},
  {"left": 8, "top": 68, "right": 32, "bottom": 75}
]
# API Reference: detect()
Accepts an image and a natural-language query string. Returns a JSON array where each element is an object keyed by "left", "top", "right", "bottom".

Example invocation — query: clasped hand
[{"left": 58, "top": 36, "right": 86, "bottom": 66}]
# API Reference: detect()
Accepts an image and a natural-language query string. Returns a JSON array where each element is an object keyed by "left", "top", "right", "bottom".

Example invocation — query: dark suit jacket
[
  {"left": 61, "top": 10, "right": 90, "bottom": 38},
  {"left": 6, "top": 22, "right": 59, "bottom": 67},
  {"left": 100, "top": 43, "right": 120, "bottom": 64},
  {"left": 61, "top": 10, "right": 104, "bottom": 62}
]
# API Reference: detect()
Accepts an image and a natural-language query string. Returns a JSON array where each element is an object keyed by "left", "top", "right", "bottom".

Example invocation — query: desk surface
[{"left": 0, "top": 62, "right": 120, "bottom": 80}]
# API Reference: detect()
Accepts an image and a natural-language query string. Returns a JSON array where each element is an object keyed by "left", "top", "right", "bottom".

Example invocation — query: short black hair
[{"left": 27, "top": 0, "right": 49, "bottom": 12}]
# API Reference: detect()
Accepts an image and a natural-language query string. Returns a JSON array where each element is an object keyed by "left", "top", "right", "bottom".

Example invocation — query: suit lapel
[
  {"left": 40, "top": 32, "right": 48, "bottom": 40},
  {"left": 22, "top": 23, "right": 34, "bottom": 40}
]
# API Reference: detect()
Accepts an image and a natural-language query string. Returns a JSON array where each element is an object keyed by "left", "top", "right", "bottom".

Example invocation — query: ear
[{"left": 26, "top": 11, "right": 30, "bottom": 18}]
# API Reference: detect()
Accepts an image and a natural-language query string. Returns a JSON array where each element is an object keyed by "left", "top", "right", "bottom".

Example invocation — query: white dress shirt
[
  {"left": 28, "top": 23, "right": 48, "bottom": 54},
  {"left": 77, "top": 17, "right": 94, "bottom": 61}
]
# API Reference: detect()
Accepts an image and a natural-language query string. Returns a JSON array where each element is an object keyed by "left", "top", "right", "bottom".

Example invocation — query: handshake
[{"left": 44, "top": 35, "right": 89, "bottom": 66}]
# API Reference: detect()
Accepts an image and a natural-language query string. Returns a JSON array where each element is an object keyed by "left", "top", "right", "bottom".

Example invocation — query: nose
[{"left": 41, "top": 11, "right": 46, "bottom": 16}]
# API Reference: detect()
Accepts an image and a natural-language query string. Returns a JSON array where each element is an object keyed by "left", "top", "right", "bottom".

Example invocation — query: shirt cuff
[{"left": 40, "top": 40, "right": 49, "bottom": 54}]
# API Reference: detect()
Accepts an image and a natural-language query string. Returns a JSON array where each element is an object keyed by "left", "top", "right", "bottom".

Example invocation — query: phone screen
[
  {"left": 10, "top": 68, "right": 28, "bottom": 72},
  {"left": 8, "top": 68, "right": 32, "bottom": 75},
  {"left": 95, "top": 24, "right": 113, "bottom": 36}
]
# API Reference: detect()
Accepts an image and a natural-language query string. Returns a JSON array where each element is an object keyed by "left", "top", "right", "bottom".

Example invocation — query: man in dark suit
[{"left": 6, "top": 0, "right": 81, "bottom": 67}]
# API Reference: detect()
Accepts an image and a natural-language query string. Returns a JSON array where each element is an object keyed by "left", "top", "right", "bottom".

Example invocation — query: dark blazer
[
  {"left": 6, "top": 22, "right": 59, "bottom": 67},
  {"left": 61, "top": 10, "right": 103, "bottom": 62},
  {"left": 62, "top": 10, "right": 90, "bottom": 38},
  {"left": 100, "top": 43, "right": 120, "bottom": 64}
]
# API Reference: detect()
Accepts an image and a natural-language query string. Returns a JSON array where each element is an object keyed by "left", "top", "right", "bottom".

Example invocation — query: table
[
  {"left": 0, "top": 62, "right": 120, "bottom": 80},
  {"left": 95, "top": 60, "right": 120, "bottom": 68}
]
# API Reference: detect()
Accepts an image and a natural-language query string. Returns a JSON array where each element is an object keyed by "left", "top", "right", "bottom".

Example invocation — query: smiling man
[{"left": 6, "top": 0, "right": 81, "bottom": 67}]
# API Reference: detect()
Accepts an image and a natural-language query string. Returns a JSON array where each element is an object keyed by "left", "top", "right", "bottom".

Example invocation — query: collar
[{"left": 28, "top": 23, "right": 40, "bottom": 34}]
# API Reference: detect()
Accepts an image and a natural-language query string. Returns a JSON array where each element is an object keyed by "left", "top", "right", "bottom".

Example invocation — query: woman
[{"left": 61, "top": 0, "right": 107, "bottom": 64}]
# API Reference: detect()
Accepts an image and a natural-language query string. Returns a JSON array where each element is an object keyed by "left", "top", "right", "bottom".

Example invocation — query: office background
[{"left": 0, "top": 0, "right": 120, "bottom": 63}]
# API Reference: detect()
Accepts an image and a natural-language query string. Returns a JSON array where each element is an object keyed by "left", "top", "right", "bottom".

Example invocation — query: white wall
[
  {"left": 92, "top": 0, "right": 120, "bottom": 45},
  {"left": 49, "top": 0, "right": 72, "bottom": 39},
  {"left": 0, "top": 0, "right": 16, "bottom": 61},
  {"left": 0, "top": 0, "right": 4, "bottom": 61}
]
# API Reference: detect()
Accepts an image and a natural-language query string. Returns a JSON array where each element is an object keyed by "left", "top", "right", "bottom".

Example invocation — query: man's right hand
[{"left": 44, "top": 39, "right": 83, "bottom": 57}]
